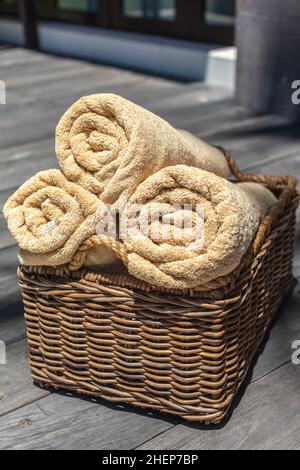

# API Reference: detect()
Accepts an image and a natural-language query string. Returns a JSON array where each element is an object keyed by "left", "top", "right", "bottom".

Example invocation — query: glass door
[
  {"left": 36, "top": 0, "right": 99, "bottom": 25},
  {"left": 0, "top": 0, "right": 19, "bottom": 16},
  {"left": 123, "top": 0, "right": 176, "bottom": 21},
  {"left": 205, "top": 0, "right": 235, "bottom": 26},
  {"left": 110, "top": 0, "right": 179, "bottom": 39},
  {"left": 0, "top": 0, "right": 235, "bottom": 46},
  {"left": 111, "top": 0, "right": 235, "bottom": 45}
]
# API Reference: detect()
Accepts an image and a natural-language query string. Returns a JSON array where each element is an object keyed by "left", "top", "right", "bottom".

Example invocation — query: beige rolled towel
[
  {"left": 56, "top": 93, "right": 229, "bottom": 204},
  {"left": 3, "top": 169, "right": 117, "bottom": 269},
  {"left": 121, "top": 166, "right": 277, "bottom": 290}
]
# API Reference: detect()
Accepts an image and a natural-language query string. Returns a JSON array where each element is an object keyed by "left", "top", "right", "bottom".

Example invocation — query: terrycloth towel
[
  {"left": 3, "top": 169, "right": 117, "bottom": 269},
  {"left": 121, "top": 165, "right": 277, "bottom": 290},
  {"left": 56, "top": 93, "right": 229, "bottom": 204}
]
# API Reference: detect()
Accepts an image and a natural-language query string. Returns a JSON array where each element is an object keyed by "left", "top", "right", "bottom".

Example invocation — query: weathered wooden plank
[
  {"left": 0, "top": 48, "right": 151, "bottom": 88},
  {"left": 158, "top": 98, "right": 247, "bottom": 130},
  {"left": 0, "top": 391, "right": 177, "bottom": 450},
  {"left": 149, "top": 90, "right": 234, "bottom": 121},
  {"left": 0, "top": 158, "right": 57, "bottom": 195},
  {"left": 202, "top": 119, "right": 300, "bottom": 170},
  {"left": 244, "top": 153, "right": 300, "bottom": 223},
  {"left": 201, "top": 113, "right": 289, "bottom": 141},
  {"left": 0, "top": 138, "right": 53, "bottom": 165},
  {"left": 0, "top": 245, "right": 18, "bottom": 278},
  {"left": 0, "top": 218, "right": 15, "bottom": 251},
  {"left": 294, "top": 262, "right": 300, "bottom": 278},
  {"left": 293, "top": 225, "right": 300, "bottom": 271},
  {"left": 240, "top": 154, "right": 300, "bottom": 283},
  {"left": 5, "top": 67, "right": 143, "bottom": 107},
  {"left": 0, "top": 140, "right": 55, "bottom": 247},
  {"left": 0, "top": 292, "right": 26, "bottom": 343},
  {"left": 138, "top": 362, "right": 300, "bottom": 450},
  {"left": 247, "top": 156, "right": 300, "bottom": 272},
  {"left": 1, "top": 54, "right": 83, "bottom": 85},
  {"left": 0, "top": 339, "right": 48, "bottom": 418},
  {"left": 5, "top": 71, "right": 221, "bottom": 112},
  {"left": 251, "top": 280, "right": 300, "bottom": 380},
  {"left": 153, "top": 90, "right": 298, "bottom": 170},
  {"left": 0, "top": 53, "right": 115, "bottom": 82},
  {"left": 244, "top": 152, "right": 300, "bottom": 181},
  {"left": 0, "top": 48, "right": 53, "bottom": 69},
  {"left": 0, "top": 80, "right": 185, "bottom": 150},
  {"left": 0, "top": 245, "right": 20, "bottom": 310}
]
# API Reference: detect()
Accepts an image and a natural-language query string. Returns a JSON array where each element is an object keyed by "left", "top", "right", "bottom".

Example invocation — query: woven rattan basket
[{"left": 18, "top": 154, "right": 299, "bottom": 424}]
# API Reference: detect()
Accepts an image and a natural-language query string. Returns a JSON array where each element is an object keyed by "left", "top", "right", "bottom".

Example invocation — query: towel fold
[
  {"left": 121, "top": 165, "right": 277, "bottom": 290},
  {"left": 56, "top": 93, "right": 229, "bottom": 204},
  {"left": 3, "top": 169, "right": 117, "bottom": 268}
]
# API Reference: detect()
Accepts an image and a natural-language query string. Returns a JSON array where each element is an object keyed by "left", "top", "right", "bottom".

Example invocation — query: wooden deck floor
[{"left": 0, "top": 47, "right": 299, "bottom": 450}]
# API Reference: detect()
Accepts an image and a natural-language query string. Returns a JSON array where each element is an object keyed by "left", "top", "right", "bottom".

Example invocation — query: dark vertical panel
[
  {"left": 96, "top": 0, "right": 110, "bottom": 27},
  {"left": 19, "top": 0, "right": 39, "bottom": 49},
  {"left": 107, "top": 0, "right": 123, "bottom": 28},
  {"left": 175, "top": 0, "right": 204, "bottom": 37}
]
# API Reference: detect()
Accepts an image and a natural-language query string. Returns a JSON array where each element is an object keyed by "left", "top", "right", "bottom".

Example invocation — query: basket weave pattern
[{"left": 18, "top": 155, "right": 299, "bottom": 424}]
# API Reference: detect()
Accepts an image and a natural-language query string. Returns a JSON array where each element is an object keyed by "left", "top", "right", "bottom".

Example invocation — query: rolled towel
[
  {"left": 121, "top": 165, "right": 277, "bottom": 290},
  {"left": 56, "top": 93, "right": 229, "bottom": 203},
  {"left": 3, "top": 169, "right": 118, "bottom": 268}
]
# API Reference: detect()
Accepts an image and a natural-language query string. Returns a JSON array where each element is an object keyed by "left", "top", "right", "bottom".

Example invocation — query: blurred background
[
  {"left": 0, "top": 0, "right": 300, "bottom": 451},
  {"left": 1, "top": 1, "right": 300, "bottom": 115}
]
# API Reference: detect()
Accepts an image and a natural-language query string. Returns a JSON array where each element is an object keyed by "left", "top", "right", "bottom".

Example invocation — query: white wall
[
  {"left": 206, "top": 47, "right": 237, "bottom": 90},
  {"left": 0, "top": 19, "right": 24, "bottom": 46},
  {"left": 38, "top": 22, "right": 212, "bottom": 81}
]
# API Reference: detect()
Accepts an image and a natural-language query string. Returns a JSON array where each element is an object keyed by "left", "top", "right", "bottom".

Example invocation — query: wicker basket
[{"left": 18, "top": 154, "right": 299, "bottom": 424}]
